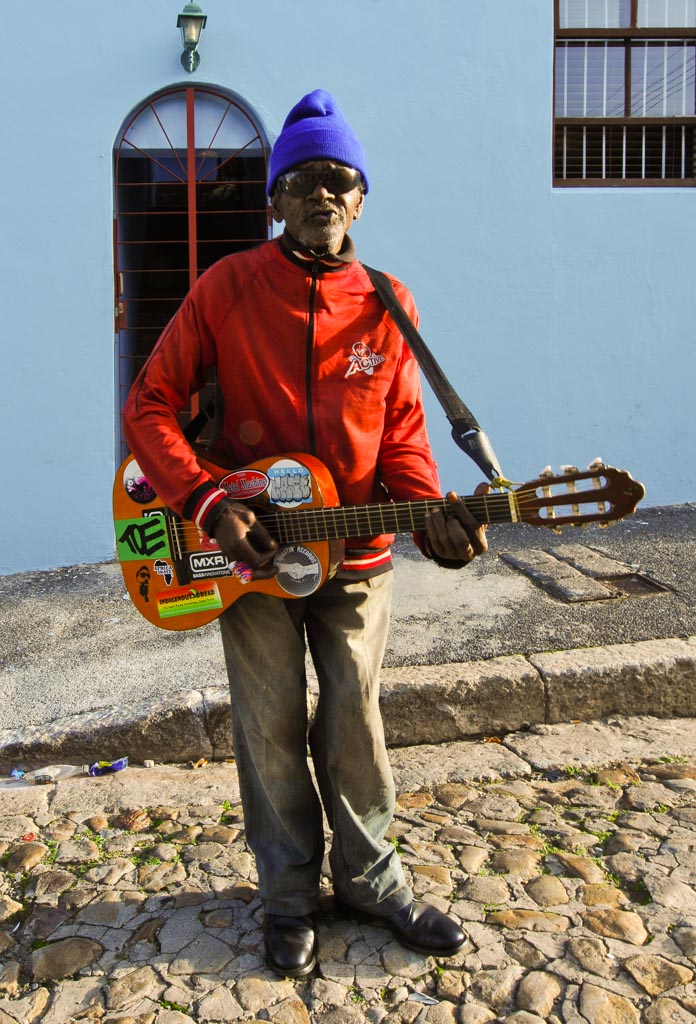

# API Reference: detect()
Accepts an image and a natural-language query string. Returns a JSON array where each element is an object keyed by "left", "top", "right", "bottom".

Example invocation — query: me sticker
[
  {"left": 116, "top": 516, "right": 170, "bottom": 561},
  {"left": 157, "top": 582, "right": 223, "bottom": 619}
]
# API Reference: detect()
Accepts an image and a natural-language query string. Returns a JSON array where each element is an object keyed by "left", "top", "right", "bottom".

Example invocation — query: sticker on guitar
[
  {"left": 267, "top": 459, "right": 313, "bottom": 508},
  {"left": 219, "top": 467, "right": 269, "bottom": 501},
  {"left": 122, "top": 459, "right": 156, "bottom": 505},
  {"left": 157, "top": 582, "right": 223, "bottom": 620},
  {"left": 275, "top": 545, "right": 323, "bottom": 597}
]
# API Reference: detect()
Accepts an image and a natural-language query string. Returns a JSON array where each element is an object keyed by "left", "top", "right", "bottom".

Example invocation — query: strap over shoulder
[{"left": 361, "top": 263, "right": 505, "bottom": 484}]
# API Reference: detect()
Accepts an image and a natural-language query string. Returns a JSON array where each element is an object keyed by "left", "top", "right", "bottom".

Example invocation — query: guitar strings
[
  {"left": 164, "top": 486, "right": 612, "bottom": 545},
  {"left": 164, "top": 494, "right": 511, "bottom": 535},
  {"left": 164, "top": 489, "right": 609, "bottom": 530}
]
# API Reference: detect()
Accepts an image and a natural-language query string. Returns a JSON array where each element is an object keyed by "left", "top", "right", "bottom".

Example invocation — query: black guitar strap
[
  {"left": 183, "top": 397, "right": 217, "bottom": 444},
  {"left": 362, "top": 264, "right": 505, "bottom": 484}
]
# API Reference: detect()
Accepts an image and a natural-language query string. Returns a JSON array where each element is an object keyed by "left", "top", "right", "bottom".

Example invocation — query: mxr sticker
[
  {"left": 275, "top": 545, "right": 322, "bottom": 597},
  {"left": 157, "top": 582, "right": 223, "bottom": 619},
  {"left": 267, "top": 460, "right": 312, "bottom": 508},
  {"left": 188, "top": 551, "right": 232, "bottom": 579}
]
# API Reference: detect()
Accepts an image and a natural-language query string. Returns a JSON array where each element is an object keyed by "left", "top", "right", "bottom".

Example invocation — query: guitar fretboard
[{"left": 259, "top": 493, "right": 518, "bottom": 545}]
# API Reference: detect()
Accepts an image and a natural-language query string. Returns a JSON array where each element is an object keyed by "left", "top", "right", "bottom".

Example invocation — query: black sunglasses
[{"left": 276, "top": 165, "right": 363, "bottom": 198}]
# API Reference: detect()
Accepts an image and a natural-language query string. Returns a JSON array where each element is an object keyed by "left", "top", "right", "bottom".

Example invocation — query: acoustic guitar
[{"left": 113, "top": 450, "right": 645, "bottom": 631}]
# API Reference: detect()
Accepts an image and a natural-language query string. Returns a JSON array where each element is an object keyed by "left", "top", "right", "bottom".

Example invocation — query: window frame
[
  {"left": 554, "top": 0, "right": 696, "bottom": 186},
  {"left": 113, "top": 84, "right": 272, "bottom": 462}
]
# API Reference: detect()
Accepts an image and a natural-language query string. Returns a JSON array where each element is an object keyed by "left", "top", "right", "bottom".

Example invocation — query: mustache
[{"left": 305, "top": 202, "right": 342, "bottom": 215}]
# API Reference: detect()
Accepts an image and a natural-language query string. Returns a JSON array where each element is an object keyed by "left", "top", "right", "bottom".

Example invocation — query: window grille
[
  {"left": 113, "top": 86, "right": 271, "bottom": 459},
  {"left": 554, "top": 0, "right": 696, "bottom": 184}
]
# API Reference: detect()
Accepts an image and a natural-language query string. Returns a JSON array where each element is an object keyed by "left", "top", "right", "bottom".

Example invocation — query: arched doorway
[{"left": 113, "top": 85, "right": 271, "bottom": 460}]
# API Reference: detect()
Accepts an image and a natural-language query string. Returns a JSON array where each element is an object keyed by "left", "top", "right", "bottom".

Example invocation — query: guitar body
[
  {"left": 113, "top": 451, "right": 344, "bottom": 630},
  {"left": 115, "top": 449, "right": 645, "bottom": 633}
]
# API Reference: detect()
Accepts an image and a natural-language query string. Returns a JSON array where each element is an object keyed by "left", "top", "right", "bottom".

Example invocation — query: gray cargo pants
[{"left": 218, "top": 571, "right": 412, "bottom": 917}]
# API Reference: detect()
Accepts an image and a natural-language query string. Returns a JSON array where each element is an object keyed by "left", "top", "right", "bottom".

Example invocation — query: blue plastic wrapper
[
  {"left": 88, "top": 757, "right": 128, "bottom": 777},
  {"left": 10, "top": 769, "right": 25, "bottom": 779}
]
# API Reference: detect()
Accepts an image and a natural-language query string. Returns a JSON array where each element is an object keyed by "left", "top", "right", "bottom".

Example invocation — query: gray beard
[{"left": 297, "top": 212, "right": 346, "bottom": 255}]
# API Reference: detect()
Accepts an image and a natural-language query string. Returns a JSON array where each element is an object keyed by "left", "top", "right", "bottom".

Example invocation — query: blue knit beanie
[{"left": 267, "top": 89, "right": 369, "bottom": 196}]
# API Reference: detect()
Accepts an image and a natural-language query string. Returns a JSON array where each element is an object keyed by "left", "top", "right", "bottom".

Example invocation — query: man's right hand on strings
[{"left": 212, "top": 502, "right": 279, "bottom": 579}]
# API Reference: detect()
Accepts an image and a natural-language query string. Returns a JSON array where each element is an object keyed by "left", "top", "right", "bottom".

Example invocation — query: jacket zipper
[{"left": 305, "top": 261, "right": 319, "bottom": 453}]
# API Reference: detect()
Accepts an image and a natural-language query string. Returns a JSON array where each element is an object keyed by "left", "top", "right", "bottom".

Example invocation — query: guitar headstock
[{"left": 515, "top": 459, "right": 645, "bottom": 530}]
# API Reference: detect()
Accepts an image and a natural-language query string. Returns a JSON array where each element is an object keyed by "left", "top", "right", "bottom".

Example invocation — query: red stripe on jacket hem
[{"left": 340, "top": 548, "right": 393, "bottom": 572}]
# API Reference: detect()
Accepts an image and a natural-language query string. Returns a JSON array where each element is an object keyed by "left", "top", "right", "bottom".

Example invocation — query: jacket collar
[{"left": 279, "top": 229, "right": 356, "bottom": 272}]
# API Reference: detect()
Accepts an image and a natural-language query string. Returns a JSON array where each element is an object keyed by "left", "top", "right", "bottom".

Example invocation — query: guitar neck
[{"left": 262, "top": 492, "right": 517, "bottom": 545}]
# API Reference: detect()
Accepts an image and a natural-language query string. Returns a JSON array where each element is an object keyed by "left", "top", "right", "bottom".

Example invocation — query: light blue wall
[{"left": 1, "top": 0, "right": 693, "bottom": 574}]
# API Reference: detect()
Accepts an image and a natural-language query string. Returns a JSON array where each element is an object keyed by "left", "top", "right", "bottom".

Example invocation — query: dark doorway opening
[{"left": 114, "top": 86, "right": 271, "bottom": 461}]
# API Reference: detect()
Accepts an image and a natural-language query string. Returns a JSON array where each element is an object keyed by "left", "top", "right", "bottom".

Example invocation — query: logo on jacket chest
[{"left": 344, "top": 341, "right": 386, "bottom": 378}]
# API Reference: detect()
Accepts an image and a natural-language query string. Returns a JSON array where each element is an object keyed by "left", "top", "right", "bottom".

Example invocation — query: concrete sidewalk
[{"left": 0, "top": 503, "right": 695, "bottom": 769}]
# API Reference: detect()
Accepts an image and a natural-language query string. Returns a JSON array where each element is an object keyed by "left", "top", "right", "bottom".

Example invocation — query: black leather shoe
[
  {"left": 263, "top": 914, "right": 317, "bottom": 978},
  {"left": 335, "top": 897, "right": 466, "bottom": 957}
]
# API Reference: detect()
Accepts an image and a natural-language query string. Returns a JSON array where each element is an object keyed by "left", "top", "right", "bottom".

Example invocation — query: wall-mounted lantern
[{"left": 177, "top": 2, "right": 207, "bottom": 73}]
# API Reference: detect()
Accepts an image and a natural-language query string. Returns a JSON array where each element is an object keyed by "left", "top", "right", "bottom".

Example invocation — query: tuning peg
[
  {"left": 539, "top": 466, "right": 554, "bottom": 479},
  {"left": 561, "top": 464, "right": 580, "bottom": 475},
  {"left": 588, "top": 457, "right": 606, "bottom": 469}
]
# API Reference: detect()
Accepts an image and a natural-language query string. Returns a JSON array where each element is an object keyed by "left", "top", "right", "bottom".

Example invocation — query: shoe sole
[{"left": 393, "top": 937, "right": 466, "bottom": 957}]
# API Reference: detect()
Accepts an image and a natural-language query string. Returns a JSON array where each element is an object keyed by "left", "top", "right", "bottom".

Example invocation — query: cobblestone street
[{"left": 1, "top": 727, "right": 696, "bottom": 1023}]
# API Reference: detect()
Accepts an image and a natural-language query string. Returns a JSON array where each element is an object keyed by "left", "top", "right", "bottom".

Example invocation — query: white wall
[{"left": 1, "top": 0, "right": 692, "bottom": 574}]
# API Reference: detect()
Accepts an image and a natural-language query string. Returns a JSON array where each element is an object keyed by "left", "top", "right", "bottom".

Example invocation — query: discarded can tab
[{"left": 88, "top": 757, "right": 129, "bottom": 777}]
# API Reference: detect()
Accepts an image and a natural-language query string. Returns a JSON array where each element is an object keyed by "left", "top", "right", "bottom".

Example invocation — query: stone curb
[{"left": 2, "top": 635, "right": 695, "bottom": 772}]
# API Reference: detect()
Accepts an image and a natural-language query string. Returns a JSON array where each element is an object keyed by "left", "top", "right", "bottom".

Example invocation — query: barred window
[{"left": 554, "top": 0, "right": 696, "bottom": 184}]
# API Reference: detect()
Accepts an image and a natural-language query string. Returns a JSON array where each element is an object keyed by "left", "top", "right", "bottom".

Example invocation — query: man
[{"left": 124, "top": 89, "right": 487, "bottom": 978}]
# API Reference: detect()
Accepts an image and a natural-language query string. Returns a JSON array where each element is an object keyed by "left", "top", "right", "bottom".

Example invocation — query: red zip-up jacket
[{"left": 123, "top": 234, "right": 443, "bottom": 573}]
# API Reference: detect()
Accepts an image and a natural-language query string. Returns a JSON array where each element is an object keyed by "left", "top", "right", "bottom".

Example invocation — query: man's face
[{"left": 271, "top": 161, "right": 365, "bottom": 255}]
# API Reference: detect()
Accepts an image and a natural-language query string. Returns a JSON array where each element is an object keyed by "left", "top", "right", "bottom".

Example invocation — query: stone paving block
[
  {"left": 200, "top": 685, "right": 235, "bottom": 759},
  {"left": 503, "top": 715, "right": 696, "bottom": 771},
  {"left": 499, "top": 549, "right": 615, "bottom": 602},
  {"left": 389, "top": 739, "right": 532, "bottom": 791},
  {"left": 579, "top": 982, "right": 642, "bottom": 1023},
  {"left": 0, "top": 689, "right": 214, "bottom": 773},
  {"left": 547, "top": 543, "right": 637, "bottom": 579},
  {"left": 532, "top": 638, "right": 696, "bottom": 723},
  {"left": 380, "top": 656, "right": 545, "bottom": 745}
]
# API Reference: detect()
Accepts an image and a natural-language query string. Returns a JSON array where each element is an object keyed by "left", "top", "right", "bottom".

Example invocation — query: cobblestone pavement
[{"left": 1, "top": 734, "right": 696, "bottom": 1023}]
